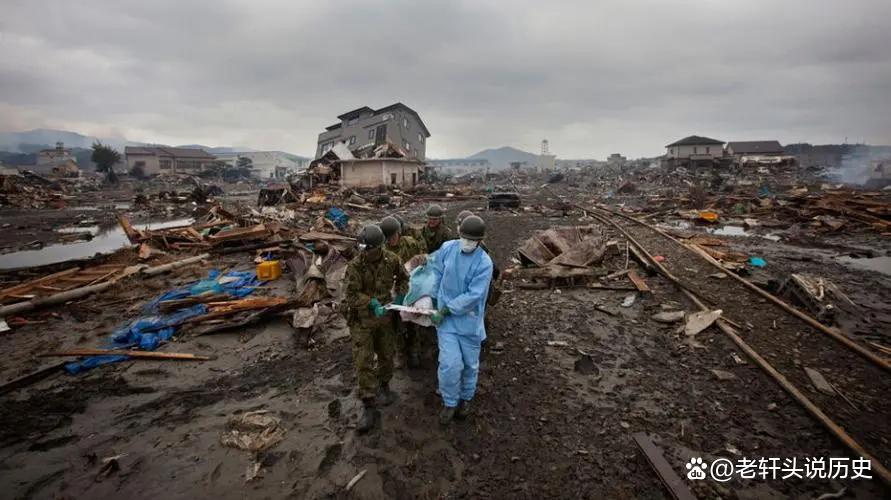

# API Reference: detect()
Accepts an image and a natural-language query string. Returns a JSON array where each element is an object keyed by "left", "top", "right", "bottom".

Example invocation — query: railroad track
[{"left": 585, "top": 204, "right": 891, "bottom": 487}]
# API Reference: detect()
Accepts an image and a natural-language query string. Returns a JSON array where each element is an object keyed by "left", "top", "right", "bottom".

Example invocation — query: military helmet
[
  {"left": 459, "top": 215, "right": 485, "bottom": 240},
  {"left": 456, "top": 210, "right": 474, "bottom": 225},
  {"left": 357, "top": 224, "right": 385, "bottom": 248},
  {"left": 379, "top": 216, "right": 401, "bottom": 239},
  {"left": 393, "top": 214, "right": 409, "bottom": 234},
  {"left": 425, "top": 204, "right": 445, "bottom": 218}
]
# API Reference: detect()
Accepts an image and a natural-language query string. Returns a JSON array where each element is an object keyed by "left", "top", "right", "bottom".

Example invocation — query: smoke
[{"left": 827, "top": 146, "right": 891, "bottom": 186}]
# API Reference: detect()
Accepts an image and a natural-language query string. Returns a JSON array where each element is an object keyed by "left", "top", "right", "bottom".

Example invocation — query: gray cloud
[{"left": 1, "top": 0, "right": 889, "bottom": 158}]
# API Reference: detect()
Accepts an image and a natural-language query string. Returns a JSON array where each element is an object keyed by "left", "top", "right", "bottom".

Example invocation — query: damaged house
[
  {"left": 309, "top": 103, "right": 430, "bottom": 188},
  {"left": 727, "top": 140, "right": 796, "bottom": 168},
  {"left": 124, "top": 146, "right": 217, "bottom": 176},
  {"left": 315, "top": 103, "right": 430, "bottom": 161},
  {"left": 662, "top": 135, "right": 725, "bottom": 169}
]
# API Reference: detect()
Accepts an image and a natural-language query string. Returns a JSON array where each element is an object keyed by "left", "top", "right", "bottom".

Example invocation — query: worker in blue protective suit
[{"left": 425, "top": 215, "right": 493, "bottom": 425}]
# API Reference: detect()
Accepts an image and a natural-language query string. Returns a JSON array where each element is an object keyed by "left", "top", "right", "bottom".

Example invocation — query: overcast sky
[{"left": 1, "top": 0, "right": 889, "bottom": 159}]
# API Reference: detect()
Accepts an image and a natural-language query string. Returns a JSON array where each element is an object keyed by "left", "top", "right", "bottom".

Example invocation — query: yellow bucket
[{"left": 256, "top": 260, "right": 282, "bottom": 281}]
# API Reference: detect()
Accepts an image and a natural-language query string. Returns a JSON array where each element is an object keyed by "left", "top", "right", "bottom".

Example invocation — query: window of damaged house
[
  {"left": 160, "top": 159, "right": 172, "bottom": 170},
  {"left": 390, "top": 172, "right": 397, "bottom": 184},
  {"left": 404, "top": 140, "right": 411, "bottom": 151},
  {"left": 403, "top": 117, "right": 409, "bottom": 129},
  {"left": 694, "top": 147, "right": 698, "bottom": 154},
  {"left": 368, "top": 129, "right": 375, "bottom": 139},
  {"left": 349, "top": 135, "right": 356, "bottom": 145},
  {"left": 418, "top": 133, "right": 424, "bottom": 143}
]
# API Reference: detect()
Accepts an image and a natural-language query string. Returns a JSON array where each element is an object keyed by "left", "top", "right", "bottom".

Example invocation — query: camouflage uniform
[
  {"left": 389, "top": 234, "right": 425, "bottom": 263},
  {"left": 403, "top": 225, "right": 424, "bottom": 245},
  {"left": 345, "top": 249, "right": 408, "bottom": 399},
  {"left": 421, "top": 223, "right": 455, "bottom": 253},
  {"left": 387, "top": 234, "right": 426, "bottom": 362}
]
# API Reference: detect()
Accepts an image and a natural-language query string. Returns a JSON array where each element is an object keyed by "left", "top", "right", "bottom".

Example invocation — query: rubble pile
[{"left": 0, "top": 171, "right": 70, "bottom": 209}]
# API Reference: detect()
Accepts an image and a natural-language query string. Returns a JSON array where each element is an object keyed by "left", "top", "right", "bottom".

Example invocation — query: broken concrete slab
[{"left": 684, "top": 309, "right": 723, "bottom": 336}]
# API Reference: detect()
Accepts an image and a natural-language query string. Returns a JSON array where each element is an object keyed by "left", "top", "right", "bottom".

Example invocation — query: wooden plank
[
  {"left": 84, "top": 270, "right": 121, "bottom": 287},
  {"left": 40, "top": 349, "right": 211, "bottom": 361},
  {"left": 117, "top": 213, "right": 143, "bottom": 243},
  {"left": 627, "top": 271, "right": 651, "bottom": 293},
  {"left": 632, "top": 433, "right": 697, "bottom": 500},
  {"left": 628, "top": 243, "right": 655, "bottom": 274},
  {"left": 0, "top": 267, "right": 81, "bottom": 299}
]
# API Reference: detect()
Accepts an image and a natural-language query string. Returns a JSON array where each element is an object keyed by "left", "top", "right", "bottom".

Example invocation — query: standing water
[{"left": 0, "top": 218, "right": 194, "bottom": 270}]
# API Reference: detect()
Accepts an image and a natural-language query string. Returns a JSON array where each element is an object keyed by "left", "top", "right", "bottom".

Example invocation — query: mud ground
[{"left": 0, "top": 192, "right": 888, "bottom": 499}]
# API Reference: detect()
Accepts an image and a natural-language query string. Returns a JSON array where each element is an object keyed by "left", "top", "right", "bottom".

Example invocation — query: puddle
[
  {"left": 659, "top": 220, "right": 691, "bottom": 230},
  {"left": 836, "top": 256, "right": 891, "bottom": 277},
  {"left": 707, "top": 225, "right": 781, "bottom": 242},
  {"left": 0, "top": 218, "right": 194, "bottom": 270},
  {"left": 659, "top": 220, "right": 780, "bottom": 241},
  {"left": 708, "top": 225, "right": 747, "bottom": 236}
]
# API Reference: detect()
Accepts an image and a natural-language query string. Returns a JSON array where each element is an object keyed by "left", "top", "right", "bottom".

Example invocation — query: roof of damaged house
[
  {"left": 125, "top": 146, "right": 216, "bottom": 159},
  {"left": 336, "top": 106, "right": 374, "bottom": 120},
  {"left": 666, "top": 135, "right": 725, "bottom": 147},
  {"left": 727, "top": 141, "right": 784, "bottom": 154},
  {"left": 378, "top": 102, "right": 431, "bottom": 137},
  {"left": 328, "top": 103, "right": 431, "bottom": 137}
]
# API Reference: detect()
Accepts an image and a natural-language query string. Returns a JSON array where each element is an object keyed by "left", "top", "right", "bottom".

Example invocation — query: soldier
[
  {"left": 380, "top": 216, "right": 424, "bottom": 264},
  {"left": 421, "top": 204, "right": 454, "bottom": 253},
  {"left": 344, "top": 224, "right": 409, "bottom": 433},
  {"left": 394, "top": 213, "right": 424, "bottom": 247},
  {"left": 455, "top": 210, "right": 474, "bottom": 234},
  {"left": 455, "top": 211, "right": 502, "bottom": 304},
  {"left": 380, "top": 216, "right": 425, "bottom": 368}
]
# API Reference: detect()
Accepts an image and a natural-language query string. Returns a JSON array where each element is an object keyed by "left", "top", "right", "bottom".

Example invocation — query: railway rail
[{"left": 585, "top": 204, "right": 891, "bottom": 488}]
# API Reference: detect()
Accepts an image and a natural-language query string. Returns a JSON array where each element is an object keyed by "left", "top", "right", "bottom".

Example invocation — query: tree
[
  {"left": 91, "top": 142, "right": 122, "bottom": 184},
  {"left": 237, "top": 156, "right": 253, "bottom": 169}
]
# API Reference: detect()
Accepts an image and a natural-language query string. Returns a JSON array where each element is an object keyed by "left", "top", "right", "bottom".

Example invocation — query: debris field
[{"left": 0, "top": 160, "right": 890, "bottom": 499}]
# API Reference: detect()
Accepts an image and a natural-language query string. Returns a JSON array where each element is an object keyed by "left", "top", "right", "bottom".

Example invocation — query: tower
[{"left": 541, "top": 139, "right": 550, "bottom": 156}]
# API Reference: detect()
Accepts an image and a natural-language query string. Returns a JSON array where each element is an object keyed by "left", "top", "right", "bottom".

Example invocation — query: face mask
[{"left": 460, "top": 238, "right": 479, "bottom": 253}]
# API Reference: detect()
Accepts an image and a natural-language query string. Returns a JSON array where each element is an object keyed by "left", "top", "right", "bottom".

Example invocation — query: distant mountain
[
  {"left": 0, "top": 128, "right": 143, "bottom": 153},
  {"left": 0, "top": 129, "right": 309, "bottom": 159},
  {"left": 466, "top": 146, "right": 539, "bottom": 169}
]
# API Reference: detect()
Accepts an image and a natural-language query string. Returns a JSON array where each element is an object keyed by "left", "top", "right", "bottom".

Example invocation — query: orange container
[
  {"left": 698, "top": 210, "right": 719, "bottom": 223},
  {"left": 256, "top": 260, "right": 282, "bottom": 281}
]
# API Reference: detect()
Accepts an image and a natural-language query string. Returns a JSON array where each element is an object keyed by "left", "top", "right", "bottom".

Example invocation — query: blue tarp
[
  {"left": 404, "top": 264, "right": 438, "bottom": 307},
  {"left": 64, "top": 269, "right": 262, "bottom": 374},
  {"left": 325, "top": 207, "right": 349, "bottom": 230}
]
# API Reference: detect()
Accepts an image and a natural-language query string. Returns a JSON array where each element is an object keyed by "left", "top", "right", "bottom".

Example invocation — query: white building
[
  {"left": 36, "top": 142, "right": 75, "bottom": 172},
  {"left": 665, "top": 135, "right": 725, "bottom": 161},
  {"left": 124, "top": 146, "right": 216, "bottom": 176},
  {"left": 339, "top": 159, "right": 424, "bottom": 188},
  {"left": 215, "top": 151, "right": 309, "bottom": 179},
  {"left": 427, "top": 158, "right": 490, "bottom": 175}
]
